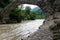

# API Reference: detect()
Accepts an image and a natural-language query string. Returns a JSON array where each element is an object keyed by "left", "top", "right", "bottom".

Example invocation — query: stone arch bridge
[
  {"left": 0, "top": 0, "right": 60, "bottom": 40},
  {"left": 1, "top": 0, "right": 55, "bottom": 22}
]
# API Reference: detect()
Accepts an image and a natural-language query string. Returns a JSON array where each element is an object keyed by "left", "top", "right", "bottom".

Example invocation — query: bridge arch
[
  {"left": 0, "top": 0, "right": 60, "bottom": 40},
  {"left": 1, "top": 0, "right": 53, "bottom": 23}
]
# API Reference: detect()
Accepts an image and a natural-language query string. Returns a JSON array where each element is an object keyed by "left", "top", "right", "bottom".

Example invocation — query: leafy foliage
[{"left": 9, "top": 6, "right": 45, "bottom": 22}]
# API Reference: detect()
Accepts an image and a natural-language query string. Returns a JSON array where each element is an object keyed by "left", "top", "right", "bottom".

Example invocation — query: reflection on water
[{"left": 0, "top": 19, "right": 45, "bottom": 39}]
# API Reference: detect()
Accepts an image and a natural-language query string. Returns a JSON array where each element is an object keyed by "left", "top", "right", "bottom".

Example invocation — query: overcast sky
[{"left": 18, "top": 4, "right": 39, "bottom": 10}]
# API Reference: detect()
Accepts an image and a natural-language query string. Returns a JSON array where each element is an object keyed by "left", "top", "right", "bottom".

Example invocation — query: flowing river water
[{"left": 0, "top": 19, "right": 44, "bottom": 40}]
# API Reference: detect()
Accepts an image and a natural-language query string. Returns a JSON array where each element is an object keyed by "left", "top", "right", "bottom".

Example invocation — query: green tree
[
  {"left": 24, "top": 6, "right": 31, "bottom": 20},
  {"left": 25, "top": 6, "right": 31, "bottom": 14}
]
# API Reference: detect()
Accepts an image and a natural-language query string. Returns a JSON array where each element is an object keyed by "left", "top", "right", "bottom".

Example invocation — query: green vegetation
[
  {"left": 9, "top": 6, "right": 45, "bottom": 22},
  {"left": 0, "top": 0, "right": 45, "bottom": 23}
]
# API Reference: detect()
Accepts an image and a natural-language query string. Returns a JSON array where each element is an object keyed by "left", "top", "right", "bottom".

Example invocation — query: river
[{"left": 0, "top": 19, "right": 45, "bottom": 40}]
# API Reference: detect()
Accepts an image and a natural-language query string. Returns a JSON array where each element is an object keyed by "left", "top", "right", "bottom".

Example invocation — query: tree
[
  {"left": 25, "top": 6, "right": 31, "bottom": 14},
  {"left": 24, "top": 6, "right": 31, "bottom": 20},
  {"left": 9, "top": 6, "right": 23, "bottom": 22}
]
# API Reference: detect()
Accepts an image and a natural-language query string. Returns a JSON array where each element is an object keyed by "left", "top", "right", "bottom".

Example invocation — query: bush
[{"left": 9, "top": 7, "right": 22, "bottom": 22}]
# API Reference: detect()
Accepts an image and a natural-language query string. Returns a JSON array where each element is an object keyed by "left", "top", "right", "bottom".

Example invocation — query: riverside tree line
[
  {"left": 9, "top": 6, "right": 45, "bottom": 22},
  {"left": 0, "top": 0, "right": 45, "bottom": 23}
]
